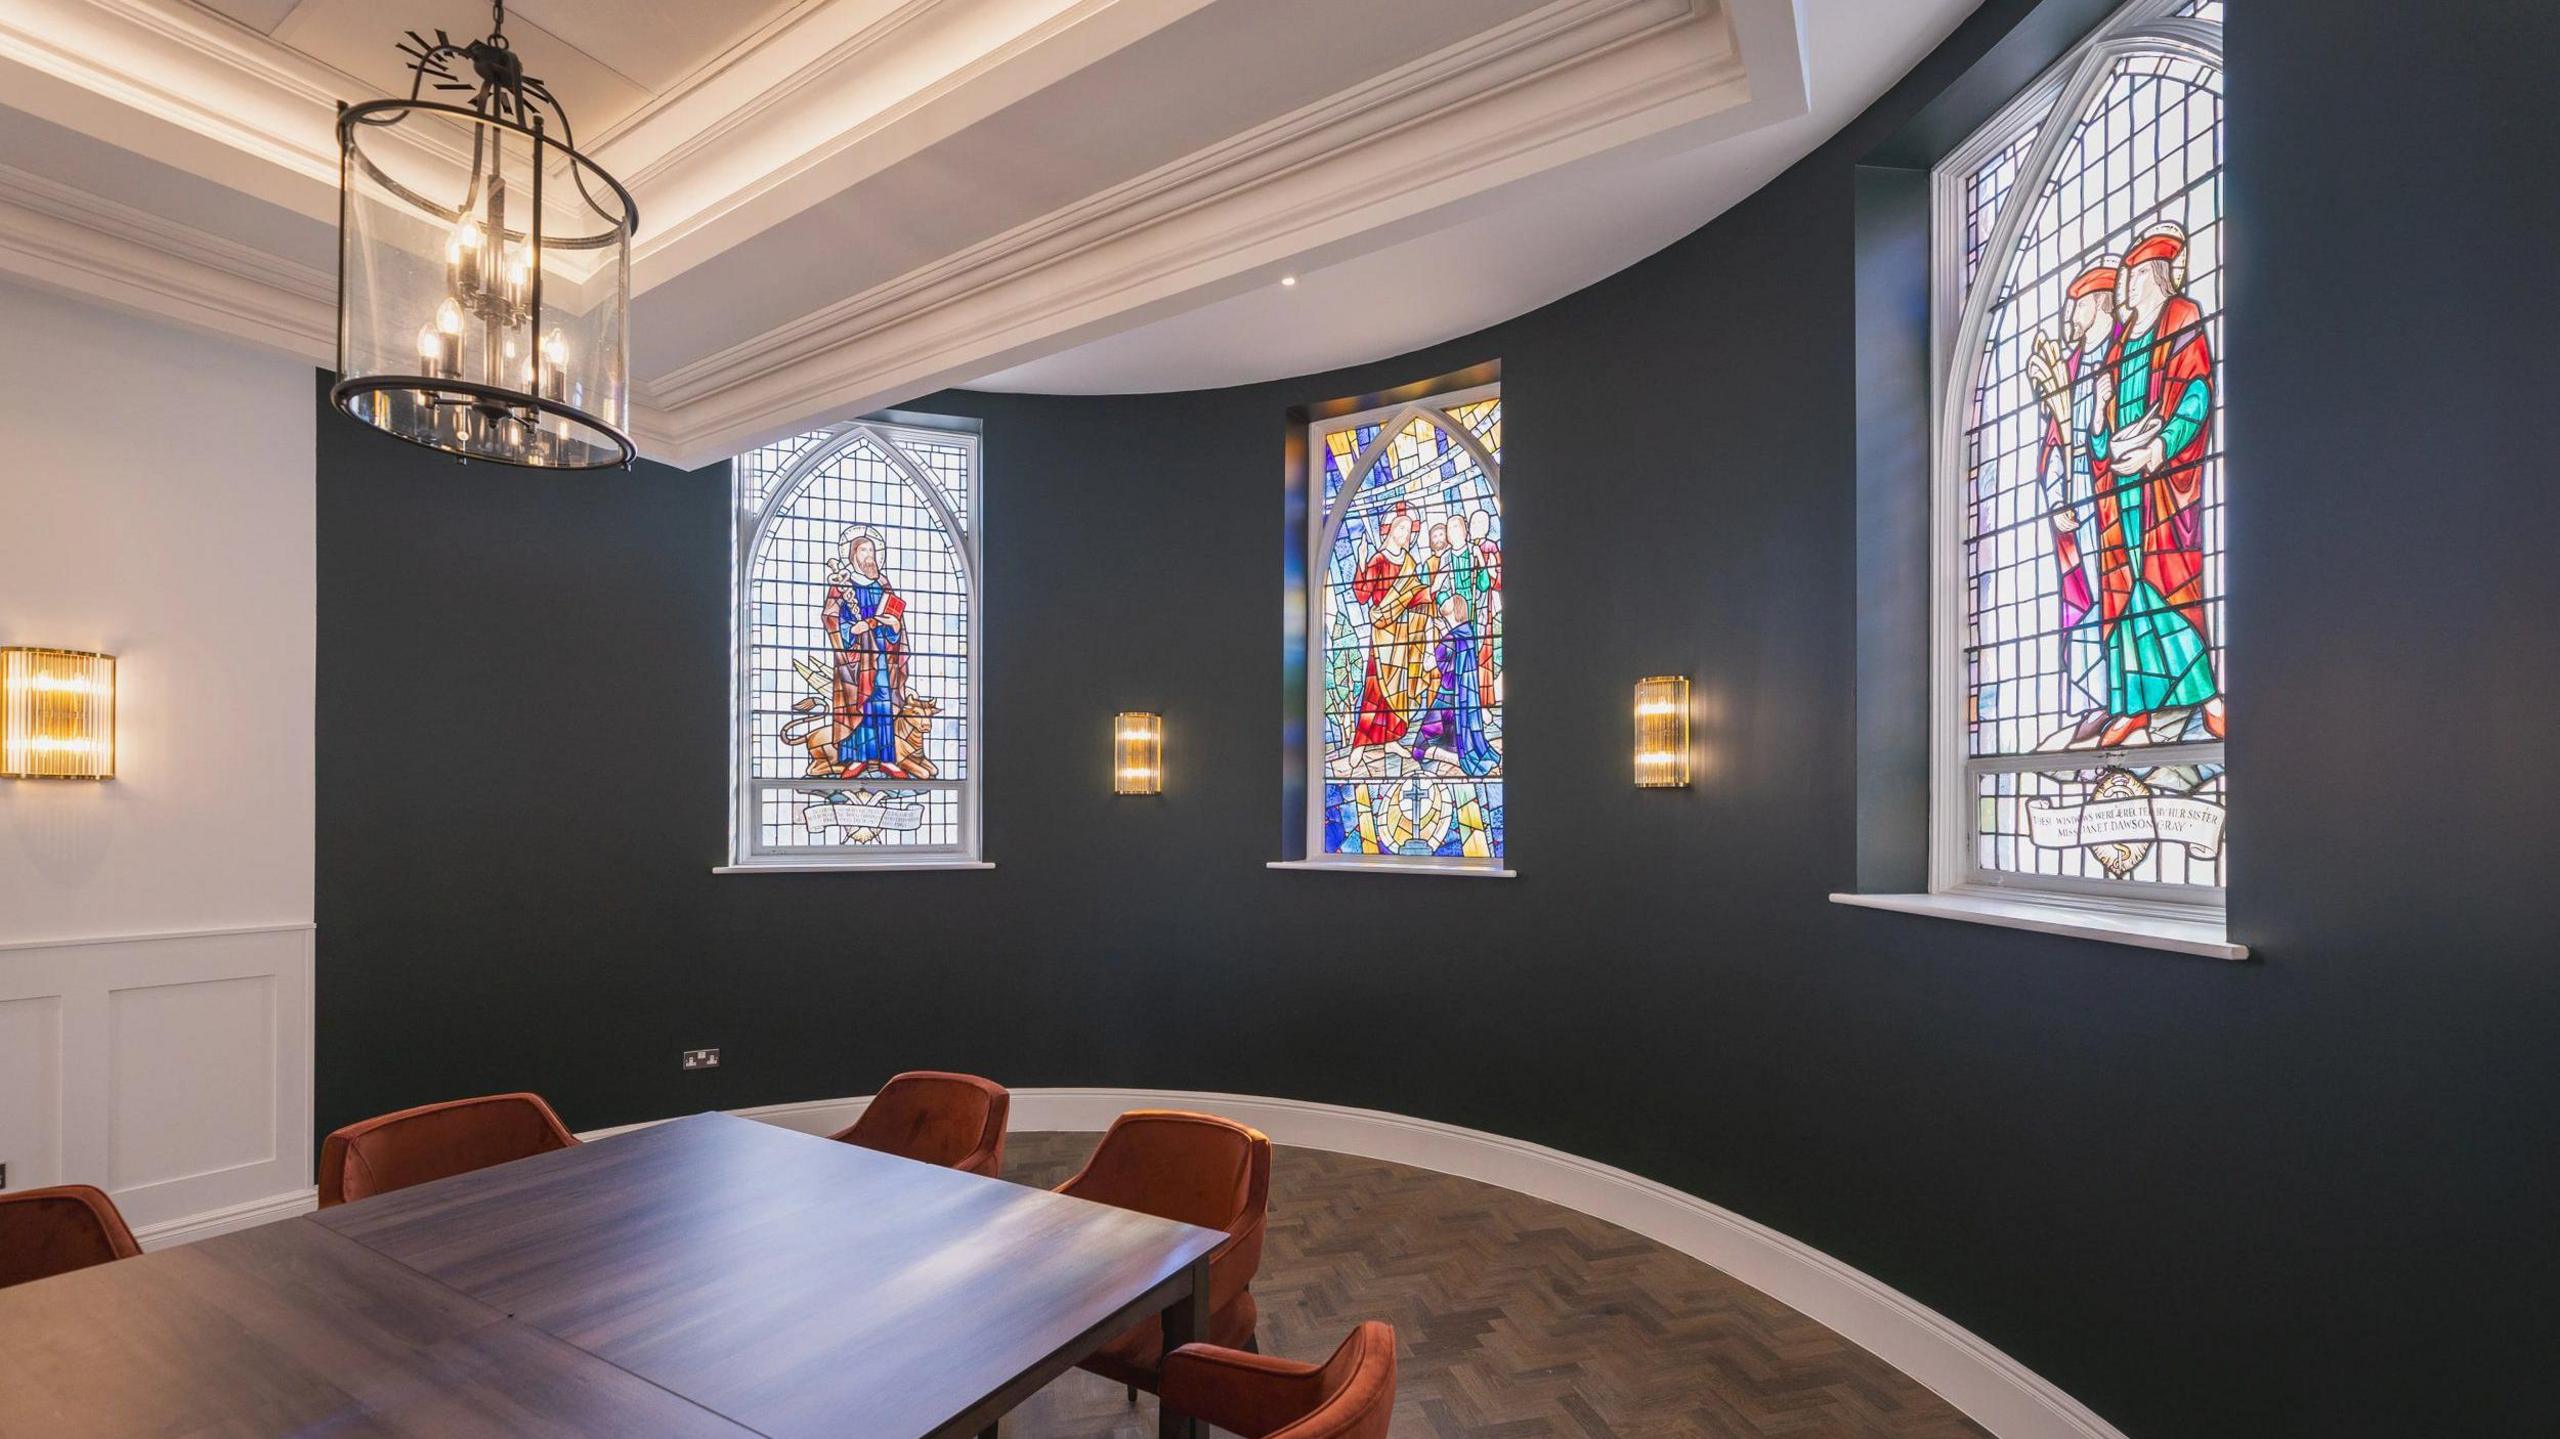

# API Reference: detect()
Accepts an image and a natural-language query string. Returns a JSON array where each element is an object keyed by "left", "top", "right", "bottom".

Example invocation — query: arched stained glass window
[
  {"left": 1935, "top": 0, "right": 2224, "bottom": 906},
  {"left": 731, "top": 417, "right": 980, "bottom": 868},
  {"left": 1304, "top": 383, "right": 1505, "bottom": 871}
]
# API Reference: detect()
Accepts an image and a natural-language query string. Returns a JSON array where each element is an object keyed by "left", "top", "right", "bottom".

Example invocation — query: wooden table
[{"left": 0, "top": 1112, "right": 1228, "bottom": 1438}]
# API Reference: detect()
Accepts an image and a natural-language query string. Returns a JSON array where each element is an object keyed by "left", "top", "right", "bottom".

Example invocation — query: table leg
[{"left": 1156, "top": 1256, "right": 1212, "bottom": 1439}]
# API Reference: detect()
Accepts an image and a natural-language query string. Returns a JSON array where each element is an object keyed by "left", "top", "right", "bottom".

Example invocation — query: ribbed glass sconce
[
  {"left": 1114, "top": 712, "right": 1163, "bottom": 795},
  {"left": 1633, "top": 675, "right": 1689, "bottom": 788},
  {"left": 3, "top": 648, "right": 116, "bottom": 780}
]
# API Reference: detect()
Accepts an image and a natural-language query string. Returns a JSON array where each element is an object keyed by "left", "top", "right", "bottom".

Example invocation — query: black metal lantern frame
[{"left": 332, "top": 6, "right": 640, "bottom": 470}]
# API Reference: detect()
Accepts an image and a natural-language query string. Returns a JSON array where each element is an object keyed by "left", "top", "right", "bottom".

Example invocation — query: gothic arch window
[
  {"left": 1300, "top": 382, "right": 1505, "bottom": 872},
  {"left": 730, "top": 417, "right": 981, "bottom": 869},
  {"left": 1933, "top": 0, "right": 2224, "bottom": 910}
]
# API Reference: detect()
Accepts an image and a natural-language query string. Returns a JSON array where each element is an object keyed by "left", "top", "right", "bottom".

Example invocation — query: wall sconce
[
  {"left": 1114, "top": 712, "right": 1163, "bottom": 795},
  {"left": 3, "top": 648, "right": 117, "bottom": 780},
  {"left": 1633, "top": 675, "right": 1689, "bottom": 788}
]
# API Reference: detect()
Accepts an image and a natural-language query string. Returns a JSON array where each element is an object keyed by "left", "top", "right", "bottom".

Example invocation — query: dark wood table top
[
  {"left": 0, "top": 1217, "right": 753, "bottom": 1438},
  {"left": 1, "top": 1113, "right": 1226, "bottom": 1439}
]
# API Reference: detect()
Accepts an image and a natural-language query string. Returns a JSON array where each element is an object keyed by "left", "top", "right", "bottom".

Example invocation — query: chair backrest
[
  {"left": 1161, "top": 1321, "right": 1397, "bottom": 1439},
  {"left": 1057, "top": 1110, "right": 1272, "bottom": 1312},
  {"left": 318, "top": 1092, "right": 577, "bottom": 1208},
  {"left": 834, "top": 1071, "right": 1010, "bottom": 1176},
  {"left": 0, "top": 1184, "right": 142, "bottom": 1290}
]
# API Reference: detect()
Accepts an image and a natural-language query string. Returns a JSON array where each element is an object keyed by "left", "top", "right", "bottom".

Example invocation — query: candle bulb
[
  {"left": 503, "top": 242, "right": 530, "bottom": 313},
  {"left": 538, "top": 328, "right": 568, "bottom": 403},
  {"left": 447, "top": 217, "right": 484, "bottom": 298},
  {"left": 433, "top": 297, "right": 465, "bottom": 379},
  {"left": 417, "top": 298, "right": 465, "bottom": 380}
]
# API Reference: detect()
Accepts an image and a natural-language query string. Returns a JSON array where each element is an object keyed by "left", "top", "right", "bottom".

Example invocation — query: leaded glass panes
[
  {"left": 1942, "top": 0, "right": 2224, "bottom": 897},
  {"left": 1308, "top": 387, "right": 1504, "bottom": 866},
  {"left": 734, "top": 419, "right": 980, "bottom": 864},
  {"left": 738, "top": 425, "right": 839, "bottom": 512}
]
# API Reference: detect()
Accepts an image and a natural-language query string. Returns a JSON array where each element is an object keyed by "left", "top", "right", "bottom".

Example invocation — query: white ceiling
[
  {"left": 0, "top": 0, "right": 1980, "bottom": 463},
  {"left": 191, "top": 0, "right": 809, "bottom": 128},
  {"left": 972, "top": 0, "right": 1979, "bottom": 394}
]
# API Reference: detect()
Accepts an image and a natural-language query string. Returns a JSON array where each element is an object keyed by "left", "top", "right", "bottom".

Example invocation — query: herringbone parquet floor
[{"left": 995, "top": 1132, "right": 1986, "bottom": 1439}]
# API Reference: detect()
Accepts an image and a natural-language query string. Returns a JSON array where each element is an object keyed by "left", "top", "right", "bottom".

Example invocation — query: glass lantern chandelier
[{"left": 332, "top": 2, "right": 637, "bottom": 469}]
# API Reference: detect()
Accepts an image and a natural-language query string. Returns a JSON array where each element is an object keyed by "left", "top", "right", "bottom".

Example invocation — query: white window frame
[
  {"left": 723, "top": 416, "right": 986, "bottom": 873},
  {"left": 1273, "top": 381, "right": 1511, "bottom": 878},
  {"left": 1922, "top": 0, "right": 2227, "bottom": 931}
]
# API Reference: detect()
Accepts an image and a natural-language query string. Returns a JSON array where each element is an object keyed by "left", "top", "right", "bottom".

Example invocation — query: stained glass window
[
  {"left": 1939, "top": 0, "right": 2224, "bottom": 898},
  {"left": 1306, "top": 385, "right": 1504, "bottom": 868},
  {"left": 733, "top": 418, "right": 979, "bottom": 865}
]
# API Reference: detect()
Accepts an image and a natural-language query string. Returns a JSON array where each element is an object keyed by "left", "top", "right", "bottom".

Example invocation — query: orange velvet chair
[
  {"left": 318, "top": 1092, "right": 578, "bottom": 1208},
  {"left": 828, "top": 1071, "right": 1009, "bottom": 1177},
  {"left": 1161, "top": 1322, "right": 1397, "bottom": 1439},
  {"left": 1056, "top": 1109, "right": 1272, "bottom": 1393},
  {"left": 0, "top": 1184, "right": 142, "bottom": 1291}
]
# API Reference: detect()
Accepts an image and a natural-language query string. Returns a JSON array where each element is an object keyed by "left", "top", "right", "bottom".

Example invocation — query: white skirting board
[{"left": 585, "top": 1087, "right": 2126, "bottom": 1439}]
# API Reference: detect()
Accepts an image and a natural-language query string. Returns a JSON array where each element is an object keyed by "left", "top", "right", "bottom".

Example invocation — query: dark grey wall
[{"left": 316, "top": 1, "right": 2560, "bottom": 1434}]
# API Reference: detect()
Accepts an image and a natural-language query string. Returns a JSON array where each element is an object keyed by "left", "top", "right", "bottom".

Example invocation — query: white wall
[
  {"left": 0, "top": 277, "right": 314, "bottom": 1235},
  {"left": 0, "top": 277, "right": 314, "bottom": 940}
]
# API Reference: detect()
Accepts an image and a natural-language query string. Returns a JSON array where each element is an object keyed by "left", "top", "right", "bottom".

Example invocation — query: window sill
[
  {"left": 1267, "top": 860, "right": 1516, "bottom": 879},
  {"left": 713, "top": 861, "right": 995, "bottom": 875},
  {"left": 1828, "top": 891, "right": 2247, "bottom": 961}
]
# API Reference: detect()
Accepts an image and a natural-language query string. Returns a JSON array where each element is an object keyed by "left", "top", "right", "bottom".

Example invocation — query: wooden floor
[{"left": 998, "top": 1132, "right": 1986, "bottom": 1438}]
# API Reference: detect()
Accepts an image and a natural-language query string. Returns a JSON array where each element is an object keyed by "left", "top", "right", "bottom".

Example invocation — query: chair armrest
[{"left": 1159, "top": 1343, "right": 1330, "bottom": 1439}]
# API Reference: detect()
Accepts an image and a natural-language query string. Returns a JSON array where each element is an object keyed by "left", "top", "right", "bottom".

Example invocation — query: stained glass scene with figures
[
  {"left": 735, "top": 421, "right": 979, "bottom": 861},
  {"left": 1313, "top": 390, "right": 1504, "bottom": 863},
  {"left": 1956, "top": 15, "right": 2225, "bottom": 890}
]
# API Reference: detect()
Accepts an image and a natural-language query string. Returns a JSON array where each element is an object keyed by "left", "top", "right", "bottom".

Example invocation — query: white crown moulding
[
  {"left": 603, "top": 0, "right": 1227, "bottom": 292},
  {"left": 0, "top": 159, "right": 333, "bottom": 360},
  {"left": 0, "top": 0, "right": 1216, "bottom": 276},
  {"left": 638, "top": 0, "right": 1800, "bottom": 467},
  {"left": 0, "top": 0, "right": 1808, "bottom": 469}
]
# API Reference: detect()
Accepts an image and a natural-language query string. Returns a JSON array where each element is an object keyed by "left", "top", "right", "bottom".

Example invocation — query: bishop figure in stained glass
[
  {"left": 817, "top": 527, "right": 916, "bottom": 778},
  {"left": 2084, "top": 222, "right": 2221, "bottom": 745}
]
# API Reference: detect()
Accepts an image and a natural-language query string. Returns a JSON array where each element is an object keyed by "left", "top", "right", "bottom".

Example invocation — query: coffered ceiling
[{"left": 0, "top": 0, "right": 1976, "bottom": 466}]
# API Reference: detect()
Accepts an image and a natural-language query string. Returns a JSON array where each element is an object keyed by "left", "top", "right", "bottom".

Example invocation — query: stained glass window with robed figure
[
  {"left": 1936, "top": 0, "right": 2224, "bottom": 902},
  {"left": 1304, "top": 383, "right": 1504, "bottom": 870},
  {"left": 731, "top": 417, "right": 980, "bottom": 868}
]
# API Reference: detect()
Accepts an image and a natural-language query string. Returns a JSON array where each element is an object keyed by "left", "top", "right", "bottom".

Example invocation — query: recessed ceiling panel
[
  {"left": 271, "top": 0, "right": 653, "bottom": 128},
  {"left": 503, "top": 0, "right": 812, "bottom": 95},
  {"left": 631, "top": 0, "right": 1554, "bottom": 377}
]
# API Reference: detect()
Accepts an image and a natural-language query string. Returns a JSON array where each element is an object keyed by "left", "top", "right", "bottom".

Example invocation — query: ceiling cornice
[
  {"left": 0, "top": 0, "right": 1811, "bottom": 469},
  {"left": 637, "top": 0, "right": 1760, "bottom": 465},
  {"left": 0, "top": 0, "right": 344, "bottom": 215},
  {"left": 612, "top": 0, "right": 1220, "bottom": 291},
  {"left": 0, "top": 158, "right": 332, "bottom": 361}
]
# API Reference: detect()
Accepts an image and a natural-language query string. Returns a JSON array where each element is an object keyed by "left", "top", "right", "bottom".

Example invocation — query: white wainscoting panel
[{"left": 0, "top": 924, "right": 311, "bottom": 1232}]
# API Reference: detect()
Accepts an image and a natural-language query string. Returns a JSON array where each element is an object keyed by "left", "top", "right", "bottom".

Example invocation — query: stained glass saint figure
[
  {"left": 2083, "top": 222, "right": 2221, "bottom": 746},
  {"left": 817, "top": 527, "right": 916, "bottom": 778},
  {"left": 1350, "top": 502, "right": 1437, "bottom": 749}
]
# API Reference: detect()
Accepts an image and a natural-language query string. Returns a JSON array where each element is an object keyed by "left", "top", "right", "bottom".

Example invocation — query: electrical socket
[
  {"left": 681, "top": 1048, "right": 720, "bottom": 1071},
  {"left": 0, "top": 1160, "right": 8, "bottom": 1190}
]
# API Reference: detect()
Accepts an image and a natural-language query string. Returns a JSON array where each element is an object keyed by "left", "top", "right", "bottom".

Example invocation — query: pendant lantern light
[{"left": 332, "top": 2, "right": 638, "bottom": 469}]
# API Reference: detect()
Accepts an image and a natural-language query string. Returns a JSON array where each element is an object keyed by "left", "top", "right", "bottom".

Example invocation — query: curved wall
[{"left": 315, "top": 2, "right": 2560, "bottom": 1436}]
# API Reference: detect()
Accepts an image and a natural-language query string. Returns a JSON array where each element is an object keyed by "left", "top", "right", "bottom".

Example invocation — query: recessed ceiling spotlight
[{"left": 1279, "top": 275, "right": 1298, "bottom": 287}]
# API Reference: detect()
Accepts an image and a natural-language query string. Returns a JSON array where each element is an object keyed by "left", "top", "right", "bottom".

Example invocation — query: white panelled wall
[{"left": 0, "top": 276, "right": 315, "bottom": 1239}]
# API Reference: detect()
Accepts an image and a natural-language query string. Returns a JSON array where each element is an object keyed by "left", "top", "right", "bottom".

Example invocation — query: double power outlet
[{"left": 681, "top": 1048, "right": 721, "bottom": 1071}]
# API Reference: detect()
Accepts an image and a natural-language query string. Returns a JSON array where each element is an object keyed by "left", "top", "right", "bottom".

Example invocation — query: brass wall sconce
[
  {"left": 3, "top": 648, "right": 116, "bottom": 780},
  {"left": 1114, "top": 712, "right": 1163, "bottom": 795},
  {"left": 1633, "top": 675, "right": 1689, "bottom": 788}
]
